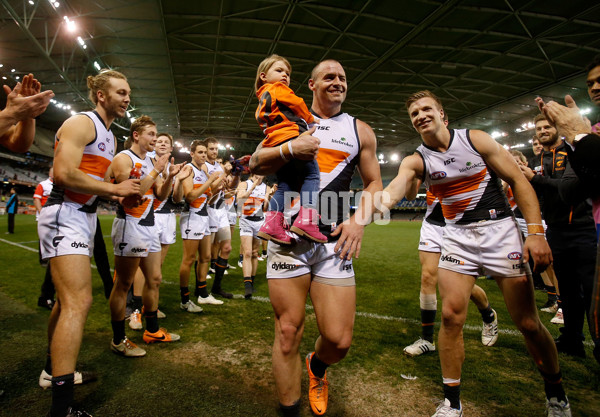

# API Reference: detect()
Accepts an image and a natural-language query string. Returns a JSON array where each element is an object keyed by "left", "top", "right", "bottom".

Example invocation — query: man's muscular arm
[
  {"left": 54, "top": 115, "right": 139, "bottom": 198},
  {"left": 249, "top": 128, "right": 319, "bottom": 175},
  {"left": 381, "top": 154, "right": 422, "bottom": 211},
  {"left": 470, "top": 130, "right": 552, "bottom": 272},
  {"left": 331, "top": 120, "right": 383, "bottom": 260}
]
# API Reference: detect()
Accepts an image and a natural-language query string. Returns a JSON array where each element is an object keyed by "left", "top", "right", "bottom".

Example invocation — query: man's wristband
[
  {"left": 526, "top": 224, "right": 544, "bottom": 234},
  {"left": 148, "top": 169, "right": 159, "bottom": 179},
  {"left": 287, "top": 141, "right": 295, "bottom": 158},
  {"left": 279, "top": 145, "right": 288, "bottom": 162}
]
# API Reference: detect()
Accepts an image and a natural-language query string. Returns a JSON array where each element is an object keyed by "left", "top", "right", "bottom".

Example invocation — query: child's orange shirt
[{"left": 255, "top": 82, "right": 315, "bottom": 147}]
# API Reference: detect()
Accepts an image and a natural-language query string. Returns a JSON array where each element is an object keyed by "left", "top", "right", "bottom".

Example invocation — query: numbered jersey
[
  {"left": 240, "top": 180, "right": 267, "bottom": 218},
  {"left": 417, "top": 129, "right": 511, "bottom": 225},
  {"left": 116, "top": 149, "right": 156, "bottom": 225}
]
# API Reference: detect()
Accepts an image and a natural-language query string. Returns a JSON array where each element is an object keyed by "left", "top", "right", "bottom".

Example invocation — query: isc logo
[
  {"left": 444, "top": 158, "right": 455, "bottom": 165},
  {"left": 430, "top": 171, "right": 447, "bottom": 180}
]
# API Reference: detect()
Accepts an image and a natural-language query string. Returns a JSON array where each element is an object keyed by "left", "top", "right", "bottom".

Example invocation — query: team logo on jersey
[
  {"left": 430, "top": 171, "right": 447, "bottom": 180},
  {"left": 52, "top": 236, "right": 65, "bottom": 247},
  {"left": 507, "top": 251, "right": 522, "bottom": 260},
  {"left": 98, "top": 143, "right": 106, "bottom": 152},
  {"left": 118, "top": 243, "right": 127, "bottom": 250},
  {"left": 459, "top": 161, "right": 485, "bottom": 173},
  {"left": 332, "top": 137, "right": 353, "bottom": 147},
  {"left": 444, "top": 157, "right": 456, "bottom": 165}
]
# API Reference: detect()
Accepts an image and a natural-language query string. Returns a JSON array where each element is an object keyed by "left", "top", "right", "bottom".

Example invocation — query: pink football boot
[
  {"left": 290, "top": 207, "right": 328, "bottom": 243},
  {"left": 258, "top": 211, "right": 292, "bottom": 245}
]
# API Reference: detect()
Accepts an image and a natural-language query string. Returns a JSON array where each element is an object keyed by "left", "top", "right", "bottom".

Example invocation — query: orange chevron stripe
[{"left": 316, "top": 148, "right": 351, "bottom": 174}]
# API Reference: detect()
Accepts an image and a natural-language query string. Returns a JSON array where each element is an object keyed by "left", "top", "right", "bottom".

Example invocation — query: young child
[{"left": 254, "top": 54, "right": 326, "bottom": 245}]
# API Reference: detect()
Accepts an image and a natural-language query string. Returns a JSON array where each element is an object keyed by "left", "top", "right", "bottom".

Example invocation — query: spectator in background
[
  {"left": 528, "top": 136, "right": 543, "bottom": 174},
  {"left": 0, "top": 74, "right": 53, "bottom": 153},
  {"left": 521, "top": 113, "right": 596, "bottom": 359},
  {"left": 5, "top": 187, "right": 18, "bottom": 234},
  {"left": 534, "top": 53, "right": 600, "bottom": 364}
]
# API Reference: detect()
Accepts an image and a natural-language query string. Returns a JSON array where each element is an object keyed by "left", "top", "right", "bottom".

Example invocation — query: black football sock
[
  {"left": 211, "top": 257, "right": 228, "bottom": 292},
  {"left": 145, "top": 310, "right": 159, "bottom": 333},
  {"left": 111, "top": 320, "right": 126, "bottom": 344},
  {"left": 132, "top": 295, "right": 142, "bottom": 312},
  {"left": 197, "top": 280, "right": 209, "bottom": 298},
  {"left": 421, "top": 308, "right": 436, "bottom": 343},
  {"left": 310, "top": 353, "right": 329, "bottom": 379},
  {"left": 540, "top": 369, "right": 567, "bottom": 402},
  {"left": 443, "top": 383, "right": 461, "bottom": 409},
  {"left": 50, "top": 373, "right": 74, "bottom": 417},
  {"left": 479, "top": 304, "right": 495, "bottom": 324},
  {"left": 244, "top": 278, "right": 253, "bottom": 299},
  {"left": 279, "top": 399, "right": 301, "bottom": 417},
  {"left": 180, "top": 286, "right": 190, "bottom": 304}
]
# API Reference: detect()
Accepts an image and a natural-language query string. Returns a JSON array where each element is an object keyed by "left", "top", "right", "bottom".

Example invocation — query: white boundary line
[
  {"left": 0, "top": 237, "right": 104, "bottom": 271},
  {"left": 2, "top": 237, "right": 592, "bottom": 344}
]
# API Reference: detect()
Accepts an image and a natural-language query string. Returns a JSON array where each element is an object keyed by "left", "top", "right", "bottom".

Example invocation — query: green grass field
[{"left": 0, "top": 214, "right": 599, "bottom": 416}]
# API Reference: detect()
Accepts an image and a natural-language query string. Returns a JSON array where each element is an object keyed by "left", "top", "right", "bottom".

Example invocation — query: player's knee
[
  {"left": 421, "top": 271, "right": 437, "bottom": 291},
  {"left": 221, "top": 244, "right": 232, "bottom": 256},
  {"left": 515, "top": 315, "right": 541, "bottom": 336},
  {"left": 251, "top": 249, "right": 259, "bottom": 259},
  {"left": 277, "top": 322, "right": 303, "bottom": 354},
  {"left": 242, "top": 248, "right": 253, "bottom": 258},
  {"left": 148, "top": 273, "right": 162, "bottom": 288},
  {"left": 441, "top": 306, "right": 466, "bottom": 329},
  {"left": 182, "top": 254, "right": 196, "bottom": 268},
  {"left": 62, "top": 292, "right": 93, "bottom": 313},
  {"left": 329, "top": 335, "right": 352, "bottom": 355}
]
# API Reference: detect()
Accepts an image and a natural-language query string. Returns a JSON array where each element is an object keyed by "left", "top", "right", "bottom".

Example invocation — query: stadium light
[
  {"left": 11, "top": 69, "right": 15, "bottom": 73},
  {"left": 390, "top": 153, "right": 399, "bottom": 162},
  {"left": 93, "top": 61, "right": 101, "bottom": 71},
  {"left": 28, "top": 0, "right": 34, "bottom": 4},
  {"left": 515, "top": 122, "right": 535, "bottom": 133},
  {"left": 64, "top": 17, "right": 77, "bottom": 33},
  {"left": 580, "top": 107, "right": 592, "bottom": 115}
]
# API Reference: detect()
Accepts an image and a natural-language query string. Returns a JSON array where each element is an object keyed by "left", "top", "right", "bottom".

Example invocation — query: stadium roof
[{"left": 1, "top": 0, "right": 599, "bottom": 157}]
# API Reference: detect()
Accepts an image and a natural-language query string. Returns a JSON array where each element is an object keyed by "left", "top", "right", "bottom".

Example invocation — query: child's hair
[
  {"left": 509, "top": 149, "right": 527, "bottom": 165},
  {"left": 255, "top": 54, "right": 291, "bottom": 92}
]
